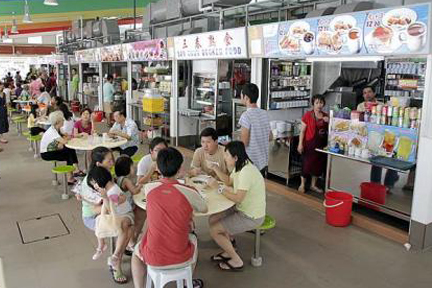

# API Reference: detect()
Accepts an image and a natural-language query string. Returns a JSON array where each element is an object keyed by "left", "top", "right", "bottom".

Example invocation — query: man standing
[
  {"left": 71, "top": 68, "right": 79, "bottom": 100},
  {"left": 103, "top": 75, "right": 115, "bottom": 122},
  {"left": 358, "top": 86, "right": 399, "bottom": 190},
  {"left": 14, "top": 71, "right": 22, "bottom": 84},
  {"left": 239, "top": 83, "right": 271, "bottom": 175},
  {"left": 109, "top": 109, "right": 140, "bottom": 157}
]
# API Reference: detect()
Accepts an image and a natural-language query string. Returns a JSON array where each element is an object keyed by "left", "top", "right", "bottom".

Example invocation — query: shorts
[
  {"left": 103, "top": 102, "right": 113, "bottom": 113},
  {"left": 220, "top": 207, "right": 264, "bottom": 235},
  {"left": 119, "top": 212, "right": 135, "bottom": 226},
  {"left": 83, "top": 216, "right": 97, "bottom": 231},
  {"left": 134, "top": 233, "right": 198, "bottom": 270}
]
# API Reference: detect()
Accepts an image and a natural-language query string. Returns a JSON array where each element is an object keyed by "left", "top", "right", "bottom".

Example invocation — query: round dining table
[
  {"left": 133, "top": 177, "right": 235, "bottom": 217},
  {"left": 66, "top": 135, "right": 128, "bottom": 169}
]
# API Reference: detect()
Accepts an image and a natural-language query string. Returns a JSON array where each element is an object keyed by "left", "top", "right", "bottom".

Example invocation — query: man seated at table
[
  {"left": 190, "top": 127, "right": 229, "bottom": 180},
  {"left": 131, "top": 147, "right": 207, "bottom": 288},
  {"left": 109, "top": 109, "right": 140, "bottom": 157},
  {"left": 137, "top": 137, "right": 168, "bottom": 185}
]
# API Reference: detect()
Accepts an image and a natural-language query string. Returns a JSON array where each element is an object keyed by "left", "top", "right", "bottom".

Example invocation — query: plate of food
[
  {"left": 289, "top": 21, "right": 310, "bottom": 38},
  {"left": 279, "top": 35, "right": 301, "bottom": 53},
  {"left": 383, "top": 8, "right": 417, "bottom": 30},
  {"left": 317, "top": 31, "right": 343, "bottom": 54},
  {"left": 330, "top": 15, "right": 357, "bottom": 34},
  {"left": 364, "top": 26, "right": 401, "bottom": 53},
  {"left": 334, "top": 120, "right": 350, "bottom": 132}
]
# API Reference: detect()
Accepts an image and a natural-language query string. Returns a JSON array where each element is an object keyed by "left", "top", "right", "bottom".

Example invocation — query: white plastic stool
[{"left": 146, "top": 265, "right": 193, "bottom": 288}]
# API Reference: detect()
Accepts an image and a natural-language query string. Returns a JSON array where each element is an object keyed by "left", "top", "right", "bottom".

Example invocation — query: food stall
[
  {"left": 75, "top": 48, "right": 102, "bottom": 110},
  {"left": 100, "top": 44, "right": 128, "bottom": 113},
  {"left": 248, "top": 3, "right": 430, "bottom": 221},
  {"left": 173, "top": 27, "right": 251, "bottom": 148},
  {"left": 122, "top": 38, "right": 172, "bottom": 141}
]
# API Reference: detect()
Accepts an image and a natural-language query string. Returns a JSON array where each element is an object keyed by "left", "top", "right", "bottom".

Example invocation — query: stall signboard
[
  {"left": 122, "top": 39, "right": 168, "bottom": 61},
  {"left": 174, "top": 27, "right": 248, "bottom": 60},
  {"left": 260, "top": 3, "right": 430, "bottom": 58},
  {"left": 75, "top": 49, "right": 98, "bottom": 63},
  {"left": 100, "top": 44, "right": 124, "bottom": 62}
]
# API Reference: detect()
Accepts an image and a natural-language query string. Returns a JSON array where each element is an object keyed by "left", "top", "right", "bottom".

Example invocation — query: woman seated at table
[
  {"left": 40, "top": 111, "right": 84, "bottom": 184},
  {"left": 59, "top": 103, "right": 74, "bottom": 137},
  {"left": 28, "top": 104, "right": 46, "bottom": 136},
  {"left": 208, "top": 141, "right": 266, "bottom": 271},
  {"left": 73, "top": 108, "right": 93, "bottom": 137}
]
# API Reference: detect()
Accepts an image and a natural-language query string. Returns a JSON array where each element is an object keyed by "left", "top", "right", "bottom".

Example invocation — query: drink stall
[
  {"left": 122, "top": 38, "right": 173, "bottom": 141},
  {"left": 173, "top": 27, "right": 251, "bottom": 148}
]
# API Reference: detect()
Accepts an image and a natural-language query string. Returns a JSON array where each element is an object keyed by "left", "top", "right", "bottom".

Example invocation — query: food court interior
[{"left": 1, "top": 0, "right": 432, "bottom": 287}]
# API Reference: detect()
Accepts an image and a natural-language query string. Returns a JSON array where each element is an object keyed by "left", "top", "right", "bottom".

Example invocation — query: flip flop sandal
[
  {"left": 109, "top": 265, "right": 128, "bottom": 284},
  {"left": 73, "top": 171, "right": 86, "bottom": 177},
  {"left": 191, "top": 279, "right": 204, "bottom": 288},
  {"left": 67, "top": 180, "right": 77, "bottom": 186},
  {"left": 210, "top": 252, "right": 231, "bottom": 262},
  {"left": 124, "top": 246, "right": 134, "bottom": 256},
  {"left": 218, "top": 260, "right": 244, "bottom": 272}
]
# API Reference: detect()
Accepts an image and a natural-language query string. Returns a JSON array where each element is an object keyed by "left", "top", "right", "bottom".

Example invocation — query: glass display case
[
  {"left": 81, "top": 63, "right": 100, "bottom": 110},
  {"left": 191, "top": 73, "right": 218, "bottom": 119},
  {"left": 267, "top": 60, "right": 312, "bottom": 110}
]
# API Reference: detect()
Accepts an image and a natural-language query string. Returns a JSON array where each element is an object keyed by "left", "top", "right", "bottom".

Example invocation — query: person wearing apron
[{"left": 298, "top": 95, "right": 329, "bottom": 194}]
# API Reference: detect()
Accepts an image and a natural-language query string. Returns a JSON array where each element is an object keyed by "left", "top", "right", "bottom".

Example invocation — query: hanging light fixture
[
  {"left": 44, "top": 0, "right": 59, "bottom": 6},
  {"left": 23, "top": 0, "right": 33, "bottom": 23},
  {"left": 11, "top": 12, "right": 18, "bottom": 34},
  {"left": 3, "top": 26, "right": 9, "bottom": 40}
]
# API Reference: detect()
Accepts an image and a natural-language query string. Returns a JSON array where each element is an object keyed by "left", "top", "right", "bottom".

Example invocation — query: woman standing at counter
[{"left": 298, "top": 95, "right": 329, "bottom": 194}]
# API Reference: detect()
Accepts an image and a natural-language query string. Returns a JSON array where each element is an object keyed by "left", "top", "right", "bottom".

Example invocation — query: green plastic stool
[
  {"left": 23, "top": 131, "right": 32, "bottom": 151},
  {"left": 8, "top": 108, "right": 18, "bottom": 120},
  {"left": 52, "top": 165, "right": 75, "bottom": 200},
  {"left": 27, "top": 135, "right": 42, "bottom": 158},
  {"left": 13, "top": 117, "right": 26, "bottom": 135},
  {"left": 49, "top": 161, "right": 60, "bottom": 186},
  {"left": 251, "top": 215, "right": 276, "bottom": 267},
  {"left": 131, "top": 153, "right": 144, "bottom": 164}
]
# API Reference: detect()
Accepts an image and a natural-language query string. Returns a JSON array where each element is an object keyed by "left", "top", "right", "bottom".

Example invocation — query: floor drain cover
[{"left": 16, "top": 213, "right": 70, "bottom": 244}]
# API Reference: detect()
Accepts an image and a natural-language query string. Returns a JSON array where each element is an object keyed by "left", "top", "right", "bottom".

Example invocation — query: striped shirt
[
  {"left": 239, "top": 107, "right": 270, "bottom": 170},
  {"left": 110, "top": 118, "right": 140, "bottom": 150}
]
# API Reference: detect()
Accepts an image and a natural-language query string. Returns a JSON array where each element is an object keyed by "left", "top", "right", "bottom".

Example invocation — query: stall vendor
[{"left": 357, "top": 86, "right": 383, "bottom": 112}]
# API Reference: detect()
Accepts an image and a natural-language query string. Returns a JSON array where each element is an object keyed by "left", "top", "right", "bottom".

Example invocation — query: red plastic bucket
[
  {"left": 360, "top": 182, "right": 386, "bottom": 211},
  {"left": 323, "top": 191, "right": 353, "bottom": 227},
  {"left": 71, "top": 101, "right": 80, "bottom": 113}
]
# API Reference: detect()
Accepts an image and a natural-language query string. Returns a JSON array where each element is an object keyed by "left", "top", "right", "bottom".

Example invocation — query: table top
[
  {"left": 13, "top": 100, "right": 33, "bottom": 104},
  {"left": 66, "top": 135, "right": 128, "bottom": 151},
  {"left": 133, "top": 177, "right": 235, "bottom": 217},
  {"left": 36, "top": 117, "right": 51, "bottom": 126}
]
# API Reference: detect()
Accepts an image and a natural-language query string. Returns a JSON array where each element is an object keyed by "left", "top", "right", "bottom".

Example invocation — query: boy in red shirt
[{"left": 131, "top": 147, "right": 207, "bottom": 288}]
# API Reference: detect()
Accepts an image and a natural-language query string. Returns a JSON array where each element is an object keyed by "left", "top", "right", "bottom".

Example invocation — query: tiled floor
[{"left": 1, "top": 127, "right": 432, "bottom": 288}]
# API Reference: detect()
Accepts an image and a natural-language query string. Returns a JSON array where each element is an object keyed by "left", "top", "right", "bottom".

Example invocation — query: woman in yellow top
[
  {"left": 28, "top": 104, "right": 46, "bottom": 136},
  {"left": 208, "top": 141, "right": 266, "bottom": 271}
]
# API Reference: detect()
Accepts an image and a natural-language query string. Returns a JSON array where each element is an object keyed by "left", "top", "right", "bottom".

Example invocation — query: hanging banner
[
  {"left": 122, "top": 39, "right": 168, "bottom": 61},
  {"left": 259, "top": 3, "right": 430, "bottom": 58},
  {"left": 100, "top": 44, "right": 124, "bottom": 62},
  {"left": 174, "top": 27, "right": 248, "bottom": 60}
]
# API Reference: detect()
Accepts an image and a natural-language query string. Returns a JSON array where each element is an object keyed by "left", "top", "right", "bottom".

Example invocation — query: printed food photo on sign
[
  {"left": 365, "top": 5, "right": 429, "bottom": 54},
  {"left": 278, "top": 20, "right": 315, "bottom": 55},
  {"left": 316, "top": 14, "right": 365, "bottom": 55}
]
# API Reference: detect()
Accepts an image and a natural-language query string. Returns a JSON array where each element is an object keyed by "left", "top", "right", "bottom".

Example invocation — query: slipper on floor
[
  {"left": 0, "top": 139, "right": 8, "bottom": 144},
  {"left": 67, "top": 179, "right": 77, "bottom": 186},
  {"left": 218, "top": 260, "right": 244, "bottom": 272},
  {"left": 108, "top": 265, "right": 128, "bottom": 284},
  {"left": 210, "top": 252, "right": 231, "bottom": 262},
  {"left": 73, "top": 171, "right": 86, "bottom": 177},
  {"left": 191, "top": 279, "right": 204, "bottom": 288}
]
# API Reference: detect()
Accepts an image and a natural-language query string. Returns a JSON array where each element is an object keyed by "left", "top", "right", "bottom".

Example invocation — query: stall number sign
[{"left": 174, "top": 28, "right": 248, "bottom": 60}]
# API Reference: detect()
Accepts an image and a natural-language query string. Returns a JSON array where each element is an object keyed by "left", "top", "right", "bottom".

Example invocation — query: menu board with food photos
[
  {"left": 100, "top": 44, "right": 124, "bottom": 62},
  {"left": 75, "top": 48, "right": 97, "bottom": 63},
  {"left": 261, "top": 3, "right": 430, "bottom": 58}
]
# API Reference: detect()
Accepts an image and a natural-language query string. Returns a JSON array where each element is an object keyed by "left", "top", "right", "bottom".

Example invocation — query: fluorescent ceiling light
[
  {"left": 44, "top": 0, "right": 59, "bottom": 6},
  {"left": 306, "top": 56, "right": 384, "bottom": 62},
  {"left": 23, "top": 1, "right": 32, "bottom": 23}
]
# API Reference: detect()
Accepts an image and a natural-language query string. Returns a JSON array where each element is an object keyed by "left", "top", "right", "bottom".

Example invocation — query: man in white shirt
[
  {"left": 137, "top": 137, "right": 168, "bottom": 185},
  {"left": 103, "top": 75, "right": 115, "bottom": 123},
  {"left": 3, "top": 83, "right": 12, "bottom": 105},
  {"left": 109, "top": 109, "right": 140, "bottom": 157},
  {"left": 37, "top": 87, "right": 51, "bottom": 106}
]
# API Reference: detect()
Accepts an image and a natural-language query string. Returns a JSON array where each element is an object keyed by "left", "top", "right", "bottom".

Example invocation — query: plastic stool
[
  {"left": 49, "top": 161, "right": 60, "bottom": 186},
  {"left": 146, "top": 265, "right": 193, "bottom": 288},
  {"left": 132, "top": 153, "right": 144, "bottom": 164},
  {"left": 27, "top": 135, "right": 42, "bottom": 158},
  {"left": 251, "top": 215, "right": 276, "bottom": 267},
  {"left": 12, "top": 117, "right": 26, "bottom": 135},
  {"left": 23, "top": 131, "right": 32, "bottom": 151},
  {"left": 8, "top": 108, "right": 18, "bottom": 121},
  {"left": 51, "top": 165, "right": 75, "bottom": 200}
]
